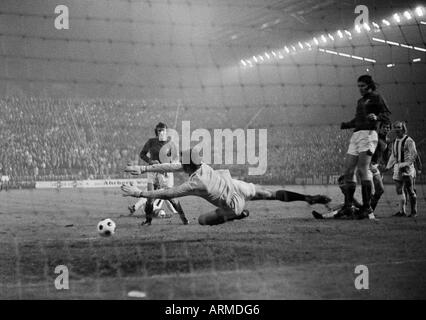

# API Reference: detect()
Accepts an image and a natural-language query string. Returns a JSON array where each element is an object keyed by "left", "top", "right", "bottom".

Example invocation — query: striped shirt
[{"left": 386, "top": 135, "right": 418, "bottom": 169}]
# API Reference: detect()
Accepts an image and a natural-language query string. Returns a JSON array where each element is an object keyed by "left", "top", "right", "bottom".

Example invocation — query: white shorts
[
  {"left": 1, "top": 175, "right": 10, "bottom": 182},
  {"left": 347, "top": 130, "right": 378, "bottom": 157},
  {"left": 228, "top": 179, "right": 256, "bottom": 214},
  {"left": 147, "top": 172, "right": 174, "bottom": 189},
  {"left": 393, "top": 164, "right": 416, "bottom": 181}
]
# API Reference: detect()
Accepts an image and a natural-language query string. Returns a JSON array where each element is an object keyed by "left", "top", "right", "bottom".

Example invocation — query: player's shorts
[
  {"left": 147, "top": 172, "right": 174, "bottom": 188},
  {"left": 228, "top": 179, "right": 256, "bottom": 214},
  {"left": 1, "top": 175, "right": 10, "bottom": 183},
  {"left": 347, "top": 130, "right": 378, "bottom": 156},
  {"left": 393, "top": 163, "right": 416, "bottom": 181}
]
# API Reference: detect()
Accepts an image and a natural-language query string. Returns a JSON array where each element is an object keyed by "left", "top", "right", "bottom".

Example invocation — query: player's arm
[
  {"left": 125, "top": 162, "right": 184, "bottom": 175},
  {"left": 416, "top": 153, "right": 422, "bottom": 173},
  {"left": 122, "top": 180, "right": 197, "bottom": 200},
  {"left": 367, "top": 96, "right": 391, "bottom": 123},
  {"left": 340, "top": 118, "right": 356, "bottom": 129},
  {"left": 399, "top": 140, "right": 418, "bottom": 168}
]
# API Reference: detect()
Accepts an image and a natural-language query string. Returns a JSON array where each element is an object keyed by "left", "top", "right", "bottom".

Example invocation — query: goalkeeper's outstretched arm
[
  {"left": 125, "top": 162, "right": 184, "bottom": 175},
  {"left": 122, "top": 180, "right": 196, "bottom": 200}
]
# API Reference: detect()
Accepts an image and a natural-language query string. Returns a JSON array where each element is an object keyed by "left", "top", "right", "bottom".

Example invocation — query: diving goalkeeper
[{"left": 121, "top": 148, "right": 331, "bottom": 226}]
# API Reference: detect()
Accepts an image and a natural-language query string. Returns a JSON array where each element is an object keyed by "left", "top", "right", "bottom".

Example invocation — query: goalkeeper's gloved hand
[
  {"left": 124, "top": 164, "right": 146, "bottom": 175},
  {"left": 121, "top": 184, "right": 143, "bottom": 197}
]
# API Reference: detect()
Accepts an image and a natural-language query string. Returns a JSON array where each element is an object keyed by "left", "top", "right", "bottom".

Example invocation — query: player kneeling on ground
[{"left": 121, "top": 148, "right": 331, "bottom": 226}]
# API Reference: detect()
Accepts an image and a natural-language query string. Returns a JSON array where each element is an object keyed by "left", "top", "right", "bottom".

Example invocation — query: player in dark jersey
[
  {"left": 312, "top": 122, "right": 391, "bottom": 220},
  {"left": 129, "top": 122, "right": 188, "bottom": 225},
  {"left": 340, "top": 75, "right": 391, "bottom": 220},
  {"left": 370, "top": 121, "right": 391, "bottom": 212}
]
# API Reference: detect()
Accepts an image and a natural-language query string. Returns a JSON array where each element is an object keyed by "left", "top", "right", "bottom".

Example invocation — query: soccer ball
[
  {"left": 97, "top": 218, "right": 116, "bottom": 237},
  {"left": 154, "top": 208, "right": 171, "bottom": 219}
]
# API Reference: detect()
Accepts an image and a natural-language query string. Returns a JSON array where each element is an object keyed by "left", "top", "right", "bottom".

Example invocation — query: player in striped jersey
[
  {"left": 386, "top": 121, "right": 418, "bottom": 217},
  {"left": 122, "top": 148, "right": 331, "bottom": 226}
]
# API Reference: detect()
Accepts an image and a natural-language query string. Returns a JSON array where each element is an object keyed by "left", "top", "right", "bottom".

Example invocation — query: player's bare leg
[
  {"left": 371, "top": 174, "right": 384, "bottom": 212},
  {"left": 250, "top": 185, "right": 331, "bottom": 205},
  {"left": 403, "top": 176, "right": 417, "bottom": 217},
  {"left": 393, "top": 180, "right": 407, "bottom": 216}
]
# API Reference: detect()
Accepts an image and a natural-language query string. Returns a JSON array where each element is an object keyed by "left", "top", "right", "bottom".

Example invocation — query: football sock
[
  {"left": 144, "top": 200, "right": 154, "bottom": 223},
  {"left": 409, "top": 194, "right": 417, "bottom": 215},
  {"left": 371, "top": 193, "right": 381, "bottom": 210},
  {"left": 275, "top": 190, "right": 307, "bottom": 202},
  {"left": 361, "top": 180, "right": 373, "bottom": 209},
  {"left": 342, "top": 181, "right": 356, "bottom": 207}
]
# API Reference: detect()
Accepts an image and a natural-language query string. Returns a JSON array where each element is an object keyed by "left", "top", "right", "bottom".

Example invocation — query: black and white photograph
[{"left": 0, "top": 0, "right": 425, "bottom": 305}]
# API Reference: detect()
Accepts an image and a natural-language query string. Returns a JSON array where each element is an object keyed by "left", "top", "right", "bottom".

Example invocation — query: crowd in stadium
[{"left": 0, "top": 96, "right": 424, "bottom": 187}]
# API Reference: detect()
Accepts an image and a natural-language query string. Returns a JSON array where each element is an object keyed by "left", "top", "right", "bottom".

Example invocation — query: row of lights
[
  {"left": 318, "top": 48, "right": 376, "bottom": 63},
  {"left": 386, "top": 57, "right": 422, "bottom": 68},
  {"left": 372, "top": 37, "right": 426, "bottom": 52},
  {"left": 240, "top": 6, "right": 425, "bottom": 67}
]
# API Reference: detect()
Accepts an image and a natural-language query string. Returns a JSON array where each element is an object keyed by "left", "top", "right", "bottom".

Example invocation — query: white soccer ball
[
  {"left": 154, "top": 208, "right": 172, "bottom": 219},
  {"left": 156, "top": 209, "right": 167, "bottom": 218},
  {"left": 97, "top": 218, "right": 116, "bottom": 237}
]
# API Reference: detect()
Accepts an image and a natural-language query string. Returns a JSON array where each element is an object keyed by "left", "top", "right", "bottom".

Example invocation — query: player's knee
[
  {"left": 198, "top": 215, "right": 207, "bottom": 225},
  {"left": 406, "top": 188, "right": 416, "bottom": 197}
]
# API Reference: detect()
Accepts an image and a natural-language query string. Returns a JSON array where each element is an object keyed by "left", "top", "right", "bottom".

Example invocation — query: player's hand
[
  {"left": 367, "top": 113, "right": 377, "bottom": 121},
  {"left": 124, "top": 164, "right": 146, "bottom": 175},
  {"left": 149, "top": 160, "right": 160, "bottom": 165},
  {"left": 121, "top": 184, "right": 142, "bottom": 197}
]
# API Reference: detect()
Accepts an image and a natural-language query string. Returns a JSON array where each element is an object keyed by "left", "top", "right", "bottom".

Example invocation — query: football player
[
  {"left": 122, "top": 148, "right": 331, "bottom": 226},
  {"left": 386, "top": 121, "right": 418, "bottom": 217},
  {"left": 340, "top": 75, "right": 391, "bottom": 220},
  {"left": 128, "top": 122, "right": 188, "bottom": 225},
  {"left": 313, "top": 122, "right": 391, "bottom": 220}
]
